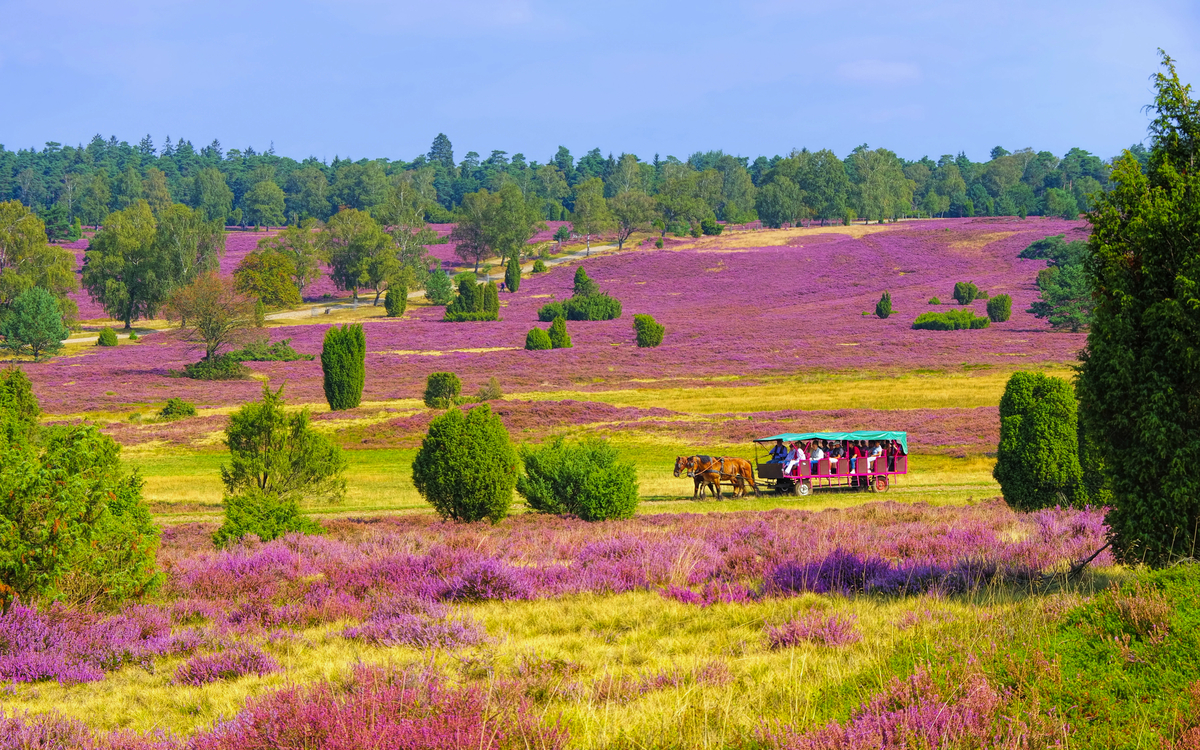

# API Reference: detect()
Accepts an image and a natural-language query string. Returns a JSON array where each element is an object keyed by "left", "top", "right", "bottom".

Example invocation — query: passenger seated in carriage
[
  {"left": 867, "top": 441, "right": 883, "bottom": 470},
  {"left": 768, "top": 440, "right": 787, "bottom": 463},
  {"left": 784, "top": 442, "right": 805, "bottom": 474},
  {"left": 809, "top": 441, "right": 826, "bottom": 474},
  {"left": 828, "top": 441, "right": 845, "bottom": 472}
]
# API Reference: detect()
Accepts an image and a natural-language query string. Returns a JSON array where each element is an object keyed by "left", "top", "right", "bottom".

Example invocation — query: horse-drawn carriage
[{"left": 753, "top": 431, "right": 908, "bottom": 496}]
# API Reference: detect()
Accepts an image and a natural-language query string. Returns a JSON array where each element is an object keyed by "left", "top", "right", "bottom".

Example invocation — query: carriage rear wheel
[
  {"left": 797, "top": 480, "right": 811, "bottom": 497},
  {"left": 873, "top": 476, "right": 889, "bottom": 493}
]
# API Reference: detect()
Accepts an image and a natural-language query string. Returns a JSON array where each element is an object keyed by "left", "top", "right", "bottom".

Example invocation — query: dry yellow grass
[
  {"left": 508, "top": 367, "right": 1073, "bottom": 413},
  {"left": 947, "top": 231, "right": 1017, "bottom": 251}
]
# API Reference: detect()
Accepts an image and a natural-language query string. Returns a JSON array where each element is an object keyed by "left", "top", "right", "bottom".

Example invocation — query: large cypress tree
[
  {"left": 320, "top": 323, "right": 365, "bottom": 410},
  {"left": 1077, "top": 52, "right": 1200, "bottom": 565}
]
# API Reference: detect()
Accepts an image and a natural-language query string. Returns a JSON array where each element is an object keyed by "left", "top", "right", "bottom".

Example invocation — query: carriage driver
[{"left": 768, "top": 439, "right": 787, "bottom": 463}]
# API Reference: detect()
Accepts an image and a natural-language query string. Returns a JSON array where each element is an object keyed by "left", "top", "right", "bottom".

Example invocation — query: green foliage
[
  {"left": 928, "top": 297, "right": 941, "bottom": 305},
  {"left": 633, "top": 314, "right": 665, "bottom": 347},
  {"left": 424, "top": 372, "right": 462, "bottom": 408},
  {"left": 525, "top": 327, "right": 552, "bottom": 350},
  {"left": 0, "top": 368, "right": 40, "bottom": 426},
  {"left": 0, "top": 200, "right": 80, "bottom": 324},
  {"left": 1024, "top": 235, "right": 1092, "bottom": 331},
  {"left": 993, "top": 372, "right": 1085, "bottom": 511},
  {"left": 96, "top": 327, "right": 118, "bottom": 347},
  {"left": 875, "top": 291, "right": 892, "bottom": 319},
  {"left": 474, "top": 377, "right": 503, "bottom": 402},
  {"left": 755, "top": 177, "right": 805, "bottom": 228},
  {"left": 1, "top": 287, "right": 67, "bottom": 359},
  {"left": 228, "top": 337, "right": 313, "bottom": 362},
  {"left": 952, "top": 281, "right": 986, "bottom": 305},
  {"left": 128, "top": 331, "right": 138, "bottom": 341},
  {"left": 573, "top": 266, "right": 599, "bottom": 297},
  {"left": 253, "top": 298, "right": 266, "bottom": 327},
  {"left": 322, "top": 208, "right": 389, "bottom": 301},
  {"left": 912, "top": 310, "right": 991, "bottom": 330},
  {"left": 178, "top": 353, "right": 250, "bottom": 380},
  {"left": 548, "top": 317, "right": 571, "bottom": 349},
  {"left": 411, "top": 404, "right": 518, "bottom": 524},
  {"left": 158, "top": 398, "right": 196, "bottom": 420},
  {"left": 700, "top": 217, "right": 724, "bottom": 236},
  {"left": 536, "top": 294, "right": 622, "bottom": 322},
  {"left": 553, "top": 225, "right": 571, "bottom": 243},
  {"left": 444, "top": 279, "right": 500, "bottom": 322},
  {"left": 212, "top": 490, "right": 324, "bottom": 548},
  {"left": 987, "top": 294, "right": 1012, "bottom": 322},
  {"left": 384, "top": 284, "right": 407, "bottom": 317},
  {"left": 531, "top": 259, "right": 547, "bottom": 274},
  {"left": 321, "top": 323, "right": 366, "bottom": 411},
  {"left": 1077, "top": 54, "right": 1200, "bottom": 566},
  {"left": 424, "top": 269, "right": 453, "bottom": 305},
  {"left": 83, "top": 201, "right": 223, "bottom": 328},
  {"left": 654, "top": 238, "right": 664, "bottom": 248},
  {"left": 0, "top": 419, "right": 160, "bottom": 609},
  {"left": 517, "top": 437, "right": 639, "bottom": 521},
  {"left": 214, "top": 384, "right": 345, "bottom": 546},
  {"left": 234, "top": 248, "right": 302, "bottom": 308},
  {"left": 504, "top": 256, "right": 521, "bottom": 293}
]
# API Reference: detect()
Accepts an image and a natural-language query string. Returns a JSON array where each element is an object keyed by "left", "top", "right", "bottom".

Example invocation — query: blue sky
[{"left": 2, "top": 0, "right": 1197, "bottom": 164}]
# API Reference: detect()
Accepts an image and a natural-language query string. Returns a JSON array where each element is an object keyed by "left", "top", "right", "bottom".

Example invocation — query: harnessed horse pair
[{"left": 673, "top": 455, "right": 759, "bottom": 499}]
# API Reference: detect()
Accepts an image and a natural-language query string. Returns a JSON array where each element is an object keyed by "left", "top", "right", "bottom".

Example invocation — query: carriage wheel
[
  {"left": 873, "top": 476, "right": 889, "bottom": 493},
  {"left": 797, "top": 480, "right": 812, "bottom": 497}
]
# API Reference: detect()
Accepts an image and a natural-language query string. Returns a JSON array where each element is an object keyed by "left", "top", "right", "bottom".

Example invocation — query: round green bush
[
  {"left": 532, "top": 259, "right": 547, "bottom": 274},
  {"left": 412, "top": 404, "right": 518, "bottom": 523},
  {"left": 158, "top": 398, "right": 197, "bottom": 420},
  {"left": 385, "top": 285, "right": 407, "bottom": 317},
  {"left": 212, "top": 489, "right": 324, "bottom": 548},
  {"left": 994, "top": 372, "right": 1085, "bottom": 511},
  {"left": 654, "top": 238, "right": 664, "bottom": 248},
  {"left": 424, "top": 372, "right": 462, "bottom": 408},
  {"left": 517, "top": 437, "right": 639, "bottom": 521},
  {"left": 525, "top": 327, "right": 552, "bottom": 351},
  {"left": 912, "top": 310, "right": 990, "bottom": 331},
  {"left": 321, "top": 323, "right": 365, "bottom": 411},
  {"left": 128, "top": 331, "right": 139, "bottom": 341},
  {"left": 929, "top": 297, "right": 941, "bottom": 305},
  {"left": 548, "top": 317, "right": 571, "bottom": 349},
  {"left": 180, "top": 354, "right": 250, "bottom": 380},
  {"left": 987, "top": 294, "right": 1012, "bottom": 322},
  {"left": 633, "top": 314, "right": 664, "bottom": 347},
  {"left": 97, "top": 327, "right": 118, "bottom": 347}
]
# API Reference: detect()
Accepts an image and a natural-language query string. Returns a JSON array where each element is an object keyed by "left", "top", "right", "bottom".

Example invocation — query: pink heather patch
[
  {"left": 173, "top": 645, "right": 279, "bottom": 686},
  {"left": 766, "top": 612, "right": 862, "bottom": 648}
]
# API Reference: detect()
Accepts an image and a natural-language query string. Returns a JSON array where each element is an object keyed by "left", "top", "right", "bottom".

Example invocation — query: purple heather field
[{"left": 44, "top": 218, "right": 1081, "bottom": 435}]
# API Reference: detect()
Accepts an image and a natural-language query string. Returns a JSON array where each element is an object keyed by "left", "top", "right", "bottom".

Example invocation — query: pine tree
[
  {"left": 0, "top": 287, "right": 68, "bottom": 359},
  {"left": 875, "top": 292, "right": 892, "bottom": 319},
  {"left": 385, "top": 284, "right": 407, "bottom": 317},
  {"left": 548, "top": 317, "right": 572, "bottom": 349},
  {"left": 505, "top": 255, "right": 521, "bottom": 293},
  {"left": 320, "top": 323, "right": 365, "bottom": 410}
]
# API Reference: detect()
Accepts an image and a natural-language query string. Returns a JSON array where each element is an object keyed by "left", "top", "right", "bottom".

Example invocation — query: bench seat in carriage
[{"left": 752, "top": 430, "right": 908, "bottom": 496}]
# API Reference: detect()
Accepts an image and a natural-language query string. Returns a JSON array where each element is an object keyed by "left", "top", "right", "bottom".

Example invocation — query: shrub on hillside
[
  {"left": 229, "top": 337, "right": 313, "bottom": 362},
  {"left": 96, "top": 327, "right": 118, "bottom": 347},
  {"left": 573, "top": 267, "right": 599, "bottom": 297},
  {"left": 504, "top": 256, "right": 521, "bottom": 293},
  {"left": 179, "top": 353, "right": 251, "bottom": 380},
  {"left": 912, "top": 310, "right": 990, "bottom": 331},
  {"left": 655, "top": 238, "right": 664, "bottom": 248},
  {"left": 525, "top": 327, "right": 552, "bottom": 350},
  {"left": 424, "top": 270, "right": 453, "bottom": 305},
  {"left": 537, "top": 294, "right": 622, "bottom": 322},
  {"left": 475, "top": 377, "right": 503, "bottom": 402},
  {"left": 385, "top": 285, "right": 407, "bottom": 317},
  {"left": 412, "top": 405, "right": 518, "bottom": 524},
  {"left": 928, "top": 297, "right": 941, "bottom": 305},
  {"left": 876, "top": 292, "right": 892, "bottom": 319},
  {"left": 633, "top": 314, "right": 664, "bottom": 347},
  {"left": 548, "top": 317, "right": 571, "bottom": 349},
  {"left": 0, "top": 398, "right": 161, "bottom": 608},
  {"left": 952, "top": 281, "right": 987, "bottom": 305},
  {"left": 0, "top": 287, "right": 68, "bottom": 360},
  {"left": 214, "top": 383, "right": 345, "bottom": 546},
  {"left": 993, "top": 372, "right": 1086, "bottom": 511},
  {"left": 158, "top": 398, "right": 196, "bottom": 420},
  {"left": 987, "top": 294, "right": 1012, "bottom": 322},
  {"left": 444, "top": 279, "right": 499, "bottom": 322},
  {"left": 321, "top": 323, "right": 365, "bottom": 411},
  {"left": 517, "top": 437, "right": 639, "bottom": 521},
  {"left": 532, "top": 259, "right": 547, "bottom": 273},
  {"left": 424, "top": 372, "right": 462, "bottom": 408},
  {"left": 700, "top": 217, "right": 724, "bottom": 236}
]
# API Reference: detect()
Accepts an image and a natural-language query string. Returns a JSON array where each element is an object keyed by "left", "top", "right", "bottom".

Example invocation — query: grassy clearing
[
  {"left": 509, "top": 367, "right": 1073, "bottom": 413},
  {"left": 5, "top": 585, "right": 1104, "bottom": 743}
]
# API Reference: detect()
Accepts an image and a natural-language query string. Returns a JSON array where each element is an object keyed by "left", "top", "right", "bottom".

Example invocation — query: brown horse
[{"left": 674, "top": 456, "right": 753, "bottom": 499}]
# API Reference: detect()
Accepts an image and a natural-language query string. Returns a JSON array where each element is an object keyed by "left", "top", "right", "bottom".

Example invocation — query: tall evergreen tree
[{"left": 320, "top": 323, "right": 365, "bottom": 411}]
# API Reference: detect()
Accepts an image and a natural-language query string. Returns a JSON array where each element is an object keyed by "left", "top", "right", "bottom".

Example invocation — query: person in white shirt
[
  {"left": 784, "top": 442, "right": 806, "bottom": 474},
  {"left": 867, "top": 441, "right": 883, "bottom": 471},
  {"left": 809, "top": 441, "right": 826, "bottom": 474}
]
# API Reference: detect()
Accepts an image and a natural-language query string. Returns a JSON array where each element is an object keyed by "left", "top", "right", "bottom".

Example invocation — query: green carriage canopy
[{"left": 753, "top": 431, "right": 908, "bottom": 454}]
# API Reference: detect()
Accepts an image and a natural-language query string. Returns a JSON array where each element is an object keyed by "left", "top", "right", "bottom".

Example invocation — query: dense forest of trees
[{"left": 0, "top": 133, "right": 1142, "bottom": 238}]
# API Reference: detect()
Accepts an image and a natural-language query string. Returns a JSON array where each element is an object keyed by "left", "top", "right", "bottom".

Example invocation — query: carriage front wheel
[
  {"left": 873, "top": 476, "right": 889, "bottom": 493},
  {"left": 797, "top": 480, "right": 811, "bottom": 497}
]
